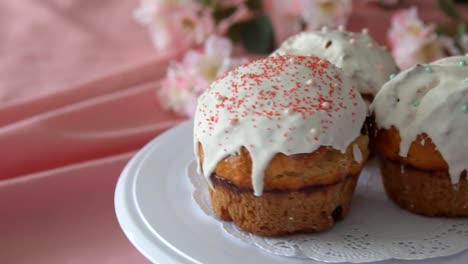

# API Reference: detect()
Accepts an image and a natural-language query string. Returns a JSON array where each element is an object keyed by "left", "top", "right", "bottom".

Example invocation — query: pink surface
[
  {"left": 0, "top": 0, "right": 184, "bottom": 263},
  {"left": 0, "top": 152, "right": 149, "bottom": 264},
  {"left": 0, "top": 81, "right": 182, "bottom": 179},
  {"left": 1, "top": 1, "right": 467, "bottom": 263},
  {"left": 0, "top": 0, "right": 155, "bottom": 106}
]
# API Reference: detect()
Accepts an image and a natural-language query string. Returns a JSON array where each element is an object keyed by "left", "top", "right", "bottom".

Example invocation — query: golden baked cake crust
[
  {"left": 371, "top": 59, "right": 468, "bottom": 217},
  {"left": 374, "top": 127, "right": 447, "bottom": 170},
  {"left": 198, "top": 135, "right": 369, "bottom": 236},
  {"left": 209, "top": 173, "right": 360, "bottom": 236},
  {"left": 380, "top": 158, "right": 468, "bottom": 217},
  {"left": 193, "top": 55, "right": 369, "bottom": 235},
  {"left": 375, "top": 128, "right": 467, "bottom": 216},
  {"left": 198, "top": 135, "right": 369, "bottom": 191}
]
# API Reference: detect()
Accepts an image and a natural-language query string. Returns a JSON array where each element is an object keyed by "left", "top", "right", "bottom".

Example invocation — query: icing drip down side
[
  {"left": 371, "top": 58, "right": 468, "bottom": 184},
  {"left": 194, "top": 55, "right": 367, "bottom": 196},
  {"left": 273, "top": 29, "right": 398, "bottom": 97}
]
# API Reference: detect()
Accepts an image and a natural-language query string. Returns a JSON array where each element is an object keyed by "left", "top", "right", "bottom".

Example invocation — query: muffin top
[
  {"left": 194, "top": 55, "right": 366, "bottom": 195},
  {"left": 371, "top": 56, "right": 468, "bottom": 184},
  {"left": 274, "top": 28, "right": 398, "bottom": 97}
]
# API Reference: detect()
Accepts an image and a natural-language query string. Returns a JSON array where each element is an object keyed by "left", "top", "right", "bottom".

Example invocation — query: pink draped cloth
[
  {"left": 1, "top": 1, "right": 183, "bottom": 263},
  {"left": 0, "top": 1, "right": 465, "bottom": 263}
]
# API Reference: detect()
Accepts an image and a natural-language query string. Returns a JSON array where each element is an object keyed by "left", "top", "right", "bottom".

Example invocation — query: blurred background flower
[
  {"left": 301, "top": 0, "right": 352, "bottom": 30},
  {"left": 135, "top": 0, "right": 354, "bottom": 56},
  {"left": 388, "top": 6, "right": 446, "bottom": 68},
  {"left": 134, "top": 0, "right": 468, "bottom": 116},
  {"left": 135, "top": 0, "right": 355, "bottom": 117},
  {"left": 270, "top": 0, "right": 352, "bottom": 44},
  {"left": 158, "top": 35, "right": 248, "bottom": 116},
  {"left": 388, "top": 0, "right": 468, "bottom": 69},
  {"left": 134, "top": 0, "right": 214, "bottom": 51}
]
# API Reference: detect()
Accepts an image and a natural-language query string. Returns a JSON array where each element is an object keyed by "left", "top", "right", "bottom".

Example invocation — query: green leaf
[
  {"left": 213, "top": 7, "right": 237, "bottom": 23},
  {"left": 245, "top": 0, "right": 263, "bottom": 11},
  {"left": 195, "top": 0, "right": 209, "bottom": 6},
  {"left": 457, "top": 23, "right": 468, "bottom": 35},
  {"left": 226, "top": 22, "right": 243, "bottom": 43},
  {"left": 438, "top": 0, "right": 461, "bottom": 20},
  {"left": 455, "top": 23, "right": 468, "bottom": 52},
  {"left": 435, "top": 24, "right": 447, "bottom": 35},
  {"left": 227, "top": 15, "right": 274, "bottom": 54},
  {"left": 196, "top": 0, "right": 222, "bottom": 8}
]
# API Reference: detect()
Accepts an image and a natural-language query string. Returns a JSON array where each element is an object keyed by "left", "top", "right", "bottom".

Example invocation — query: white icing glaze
[
  {"left": 371, "top": 57, "right": 468, "bottom": 184},
  {"left": 353, "top": 144, "right": 363, "bottom": 163},
  {"left": 194, "top": 55, "right": 367, "bottom": 195},
  {"left": 432, "top": 55, "right": 468, "bottom": 67},
  {"left": 274, "top": 30, "right": 398, "bottom": 96}
]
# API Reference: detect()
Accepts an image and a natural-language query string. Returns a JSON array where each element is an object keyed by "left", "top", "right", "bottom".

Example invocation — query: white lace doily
[{"left": 187, "top": 160, "right": 468, "bottom": 263}]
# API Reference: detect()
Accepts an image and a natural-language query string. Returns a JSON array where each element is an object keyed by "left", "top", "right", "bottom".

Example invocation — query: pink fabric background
[{"left": 0, "top": 1, "right": 466, "bottom": 263}]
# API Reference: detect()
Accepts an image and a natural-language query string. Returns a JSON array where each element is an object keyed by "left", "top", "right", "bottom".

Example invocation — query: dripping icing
[
  {"left": 194, "top": 55, "right": 367, "bottom": 196},
  {"left": 371, "top": 57, "right": 468, "bottom": 184},
  {"left": 353, "top": 144, "right": 363, "bottom": 163}
]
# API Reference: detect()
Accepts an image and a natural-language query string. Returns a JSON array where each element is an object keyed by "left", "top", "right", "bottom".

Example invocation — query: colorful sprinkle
[
  {"left": 194, "top": 55, "right": 366, "bottom": 196},
  {"left": 349, "top": 38, "right": 356, "bottom": 45},
  {"left": 412, "top": 100, "right": 420, "bottom": 107},
  {"left": 424, "top": 65, "right": 432, "bottom": 73},
  {"left": 338, "top": 25, "right": 345, "bottom": 31},
  {"left": 229, "top": 118, "right": 239, "bottom": 125},
  {"left": 321, "top": 102, "right": 330, "bottom": 109},
  {"left": 362, "top": 28, "right": 368, "bottom": 34},
  {"left": 310, "top": 128, "right": 317, "bottom": 135},
  {"left": 459, "top": 60, "right": 467, "bottom": 67},
  {"left": 389, "top": 73, "right": 396, "bottom": 80}
]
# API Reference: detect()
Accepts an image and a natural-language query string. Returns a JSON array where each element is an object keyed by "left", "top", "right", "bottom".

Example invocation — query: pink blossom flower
[
  {"left": 269, "top": 0, "right": 352, "bottom": 44},
  {"left": 159, "top": 63, "right": 200, "bottom": 116},
  {"left": 158, "top": 36, "right": 248, "bottom": 117},
  {"left": 391, "top": 36, "right": 445, "bottom": 69},
  {"left": 183, "top": 36, "right": 248, "bottom": 84},
  {"left": 217, "top": 2, "right": 254, "bottom": 35},
  {"left": 388, "top": 6, "right": 431, "bottom": 47},
  {"left": 272, "top": 0, "right": 303, "bottom": 16},
  {"left": 269, "top": 0, "right": 303, "bottom": 45},
  {"left": 388, "top": 6, "right": 447, "bottom": 69},
  {"left": 301, "top": 0, "right": 352, "bottom": 31},
  {"left": 134, "top": 0, "right": 214, "bottom": 51},
  {"left": 133, "top": 0, "right": 195, "bottom": 24}
]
